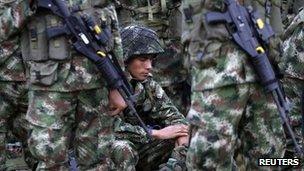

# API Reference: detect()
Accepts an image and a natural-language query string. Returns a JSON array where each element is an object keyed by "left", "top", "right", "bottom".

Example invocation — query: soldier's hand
[
  {"left": 176, "top": 135, "right": 189, "bottom": 146},
  {"left": 108, "top": 89, "right": 127, "bottom": 116},
  {"left": 152, "top": 124, "right": 188, "bottom": 140}
]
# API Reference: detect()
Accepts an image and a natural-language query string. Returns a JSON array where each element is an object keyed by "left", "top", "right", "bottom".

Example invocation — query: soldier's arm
[
  {"left": 113, "top": 116, "right": 151, "bottom": 144},
  {"left": 0, "top": 0, "right": 32, "bottom": 42},
  {"left": 114, "top": 115, "right": 189, "bottom": 142},
  {"left": 106, "top": 4, "right": 125, "bottom": 70}
]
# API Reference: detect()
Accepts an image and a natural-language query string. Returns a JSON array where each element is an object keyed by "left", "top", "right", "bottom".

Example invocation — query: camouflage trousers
[
  {"left": 111, "top": 139, "right": 187, "bottom": 171},
  {"left": 186, "top": 83, "right": 286, "bottom": 170},
  {"left": 163, "top": 81, "right": 191, "bottom": 116},
  {"left": 26, "top": 88, "right": 115, "bottom": 170},
  {"left": 0, "top": 81, "right": 37, "bottom": 170},
  {"left": 282, "top": 77, "right": 304, "bottom": 159}
]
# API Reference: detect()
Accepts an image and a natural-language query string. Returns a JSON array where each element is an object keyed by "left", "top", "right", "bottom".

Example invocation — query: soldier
[
  {"left": 182, "top": 0, "right": 287, "bottom": 170},
  {"left": 279, "top": 6, "right": 304, "bottom": 163},
  {"left": 115, "top": 0, "right": 190, "bottom": 115},
  {"left": 109, "top": 25, "right": 189, "bottom": 171},
  {"left": 0, "top": 1, "right": 37, "bottom": 170},
  {"left": 2, "top": 0, "right": 125, "bottom": 170}
]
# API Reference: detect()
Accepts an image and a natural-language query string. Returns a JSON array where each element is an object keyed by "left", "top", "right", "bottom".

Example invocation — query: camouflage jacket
[
  {"left": 182, "top": 0, "right": 260, "bottom": 91},
  {"left": 0, "top": 0, "right": 31, "bottom": 81},
  {"left": 114, "top": 76, "right": 188, "bottom": 144},
  {"left": 2, "top": 0, "right": 123, "bottom": 92},
  {"left": 116, "top": 0, "right": 187, "bottom": 86},
  {"left": 279, "top": 9, "right": 304, "bottom": 80},
  {"left": 182, "top": 0, "right": 288, "bottom": 91}
]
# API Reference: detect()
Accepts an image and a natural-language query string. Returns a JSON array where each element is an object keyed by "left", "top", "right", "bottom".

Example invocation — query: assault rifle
[
  {"left": 36, "top": 0, "right": 151, "bottom": 137},
  {"left": 35, "top": 0, "right": 152, "bottom": 169},
  {"left": 205, "top": 0, "right": 303, "bottom": 156}
]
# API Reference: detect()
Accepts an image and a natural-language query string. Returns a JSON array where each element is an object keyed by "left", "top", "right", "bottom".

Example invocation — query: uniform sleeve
[
  {"left": 113, "top": 116, "right": 151, "bottom": 144},
  {"left": 148, "top": 79, "right": 188, "bottom": 126},
  {"left": 0, "top": 0, "right": 32, "bottom": 42}
]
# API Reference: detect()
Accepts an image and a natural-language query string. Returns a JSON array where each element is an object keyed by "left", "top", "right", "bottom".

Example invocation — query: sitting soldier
[{"left": 109, "top": 25, "right": 189, "bottom": 171}]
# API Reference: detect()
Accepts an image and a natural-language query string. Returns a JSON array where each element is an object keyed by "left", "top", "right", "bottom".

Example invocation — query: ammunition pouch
[{"left": 20, "top": 11, "right": 71, "bottom": 86}]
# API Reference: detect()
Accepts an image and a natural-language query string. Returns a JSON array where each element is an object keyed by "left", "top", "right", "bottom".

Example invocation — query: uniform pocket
[
  {"left": 28, "top": 16, "right": 48, "bottom": 61},
  {"left": 28, "top": 60, "right": 58, "bottom": 86},
  {"left": 46, "top": 14, "right": 70, "bottom": 60}
]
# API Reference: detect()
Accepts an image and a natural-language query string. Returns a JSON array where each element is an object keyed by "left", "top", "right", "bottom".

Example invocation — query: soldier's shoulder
[{"left": 145, "top": 77, "right": 166, "bottom": 99}]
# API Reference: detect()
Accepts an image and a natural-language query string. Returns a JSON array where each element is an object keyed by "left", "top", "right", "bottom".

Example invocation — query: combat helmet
[{"left": 121, "top": 25, "right": 164, "bottom": 63}]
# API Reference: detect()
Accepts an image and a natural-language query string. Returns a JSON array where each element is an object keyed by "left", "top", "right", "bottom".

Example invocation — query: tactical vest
[
  {"left": 118, "top": 0, "right": 181, "bottom": 45},
  {"left": 21, "top": 0, "right": 115, "bottom": 89},
  {"left": 245, "top": 0, "right": 284, "bottom": 35}
]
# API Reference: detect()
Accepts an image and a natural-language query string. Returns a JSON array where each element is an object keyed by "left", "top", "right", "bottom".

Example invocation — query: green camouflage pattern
[
  {"left": 26, "top": 88, "right": 115, "bottom": 170},
  {"left": 111, "top": 139, "right": 183, "bottom": 171},
  {"left": 112, "top": 76, "right": 188, "bottom": 170},
  {"left": 0, "top": 0, "right": 29, "bottom": 85},
  {"left": 20, "top": 2, "right": 123, "bottom": 92},
  {"left": 0, "top": 0, "right": 29, "bottom": 81},
  {"left": 182, "top": 0, "right": 259, "bottom": 91},
  {"left": 120, "top": 25, "right": 164, "bottom": 62},
  {"left": 279, "top": 9, "right": 304, "bottom": 156},
  {"left": 0, "top": 0, "right": 124, "bottom": 169},
  {"left": 186, "top": 84, "right": 285, "bottom": 170},
  {"left": 182, "top": 0, "right": 286, "bottom": 169},
  {"left": 0, "top": 82, "right": 36, "bottom": 170},
  {"left": 117, "top": 0, "right": 190, "bottom": 115},
  {"left": 279, "top": 9, "right": 304, "bottom": 80},
  {"left": 114, "top": 76, "right": 188, "bottom": 143},
  {"left": 0, "top": 37, "right": 26, "bottom": 81},
  {"left": 0, "top": 1, "right": 35, "bottom": 170},
  {"left": 0, "top": 0, "right": 31, "bottom": 42}
]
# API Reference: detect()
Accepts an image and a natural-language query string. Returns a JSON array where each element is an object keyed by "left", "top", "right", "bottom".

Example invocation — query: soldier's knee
[
  {"left": 27, "top": 127, "right": 67, "bottom": 162},
  {"left": 111, "top": 140, "right": 138, "bottom": 170}
]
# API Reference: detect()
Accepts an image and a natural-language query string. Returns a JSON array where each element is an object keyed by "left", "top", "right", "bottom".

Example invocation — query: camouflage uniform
[
  {"left": 279, "top": 8, "right": 304, "bottom": 159},
  {"left": 112, "top": 76, "right": 188, "bottom": 171},
  {"left": 116, "top": 0, "right": 190, "bottom": 115},
  {"left": 111, "top": 25, "right": 188, "bottom": 171},
  {"left": 0, "top": 1, "right": 36, "bottom": 170},
  {"left": 2, "top": 0, "right": 123, "bottom": 170},
  {"left": 182, "top": 0, "right": 286, "bottom": 170}
]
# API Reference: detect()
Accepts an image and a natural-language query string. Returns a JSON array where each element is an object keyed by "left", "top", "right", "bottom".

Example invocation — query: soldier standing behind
[
  {"left": 115, "top": 0, "right": 190, "bottom": 115},
  {"left": 0, "top": 1, "right": 37, "bottom": 170},
  {"left": 279, "top": 6, "right": 304, "bottom": 163},
  {"left": 4, "top": 0, "right": 125, "bottom": 170},
  {"left": 182, "top": 0, "right": 286, "bottom": 170}
]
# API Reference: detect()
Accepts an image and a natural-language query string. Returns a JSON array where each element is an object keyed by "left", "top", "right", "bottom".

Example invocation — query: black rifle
[
  {"left": 36, "top": 0, "right": 151, "bottom": 137},
  {"left": 205, "top": 0, "right": 303, "bottom": 156},
  {"left": 35, "top": 1, "right": 152, "bottom": 169}
]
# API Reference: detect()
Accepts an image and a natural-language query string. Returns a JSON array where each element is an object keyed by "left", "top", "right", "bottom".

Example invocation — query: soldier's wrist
[{"left": 151, "top": 129, "right": 159, "bottom": 139}]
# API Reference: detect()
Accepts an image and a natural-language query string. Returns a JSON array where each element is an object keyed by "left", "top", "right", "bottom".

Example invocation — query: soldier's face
[{"left": 127, "top": 55, "right": 153, "bottom": 81}]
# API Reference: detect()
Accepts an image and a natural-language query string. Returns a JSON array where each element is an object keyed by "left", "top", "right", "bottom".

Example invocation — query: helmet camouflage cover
[{"left": 121, "top": 25, "right": 164, "bottom": 62}]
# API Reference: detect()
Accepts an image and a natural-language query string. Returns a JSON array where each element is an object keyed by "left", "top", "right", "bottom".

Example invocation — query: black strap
[{"left": 183, "top": 5, "right": 193, "bottom": 23}]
